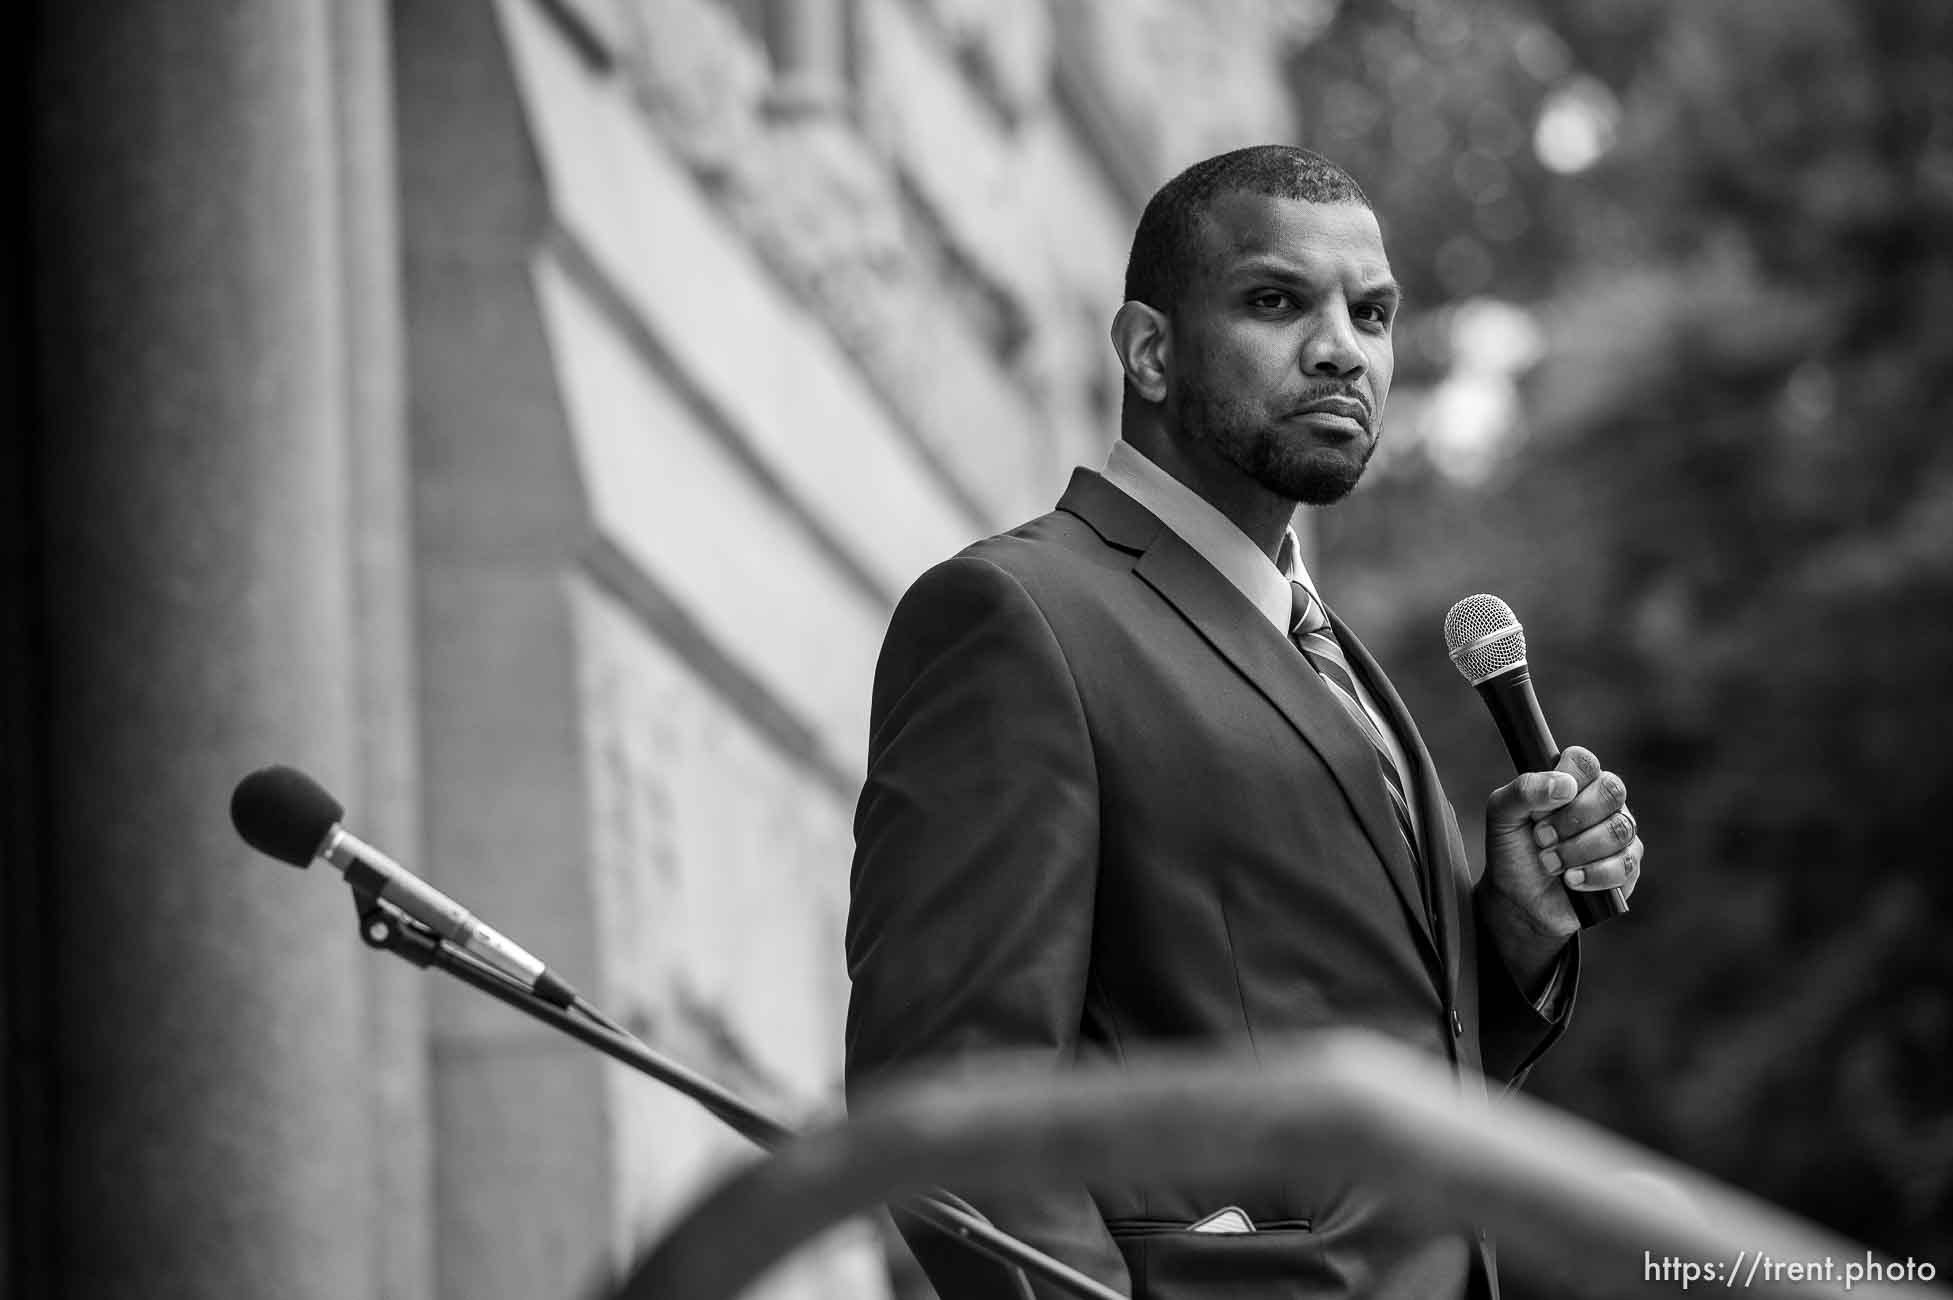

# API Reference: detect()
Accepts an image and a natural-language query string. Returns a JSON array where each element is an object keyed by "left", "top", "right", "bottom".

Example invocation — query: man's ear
[{"left": 1110, "top": 301, "right": 1170, "bottom": 404}]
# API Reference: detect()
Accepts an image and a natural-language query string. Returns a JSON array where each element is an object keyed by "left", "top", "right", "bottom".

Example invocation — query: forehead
[{"left": 1191, "top": 191, "right": 1390, "bottom": 286}]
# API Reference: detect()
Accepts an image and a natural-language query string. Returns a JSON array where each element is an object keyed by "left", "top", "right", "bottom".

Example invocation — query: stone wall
[{"left": 398, "top": 1, "right": 1304, "bottom": 1294}]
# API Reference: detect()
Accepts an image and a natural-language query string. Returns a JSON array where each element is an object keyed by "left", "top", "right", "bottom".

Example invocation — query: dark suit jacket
[{"left": 845, "top": 470, "right": 1574, "bottom": 1299}]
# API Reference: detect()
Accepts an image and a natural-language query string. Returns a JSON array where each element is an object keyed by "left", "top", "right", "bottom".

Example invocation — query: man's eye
[
  {"left": 1353, "top": 303, "right": 1392, "bottom": 328},
  {"left": 1250, "top": 291, "right": 1293, "bottom": 311}
]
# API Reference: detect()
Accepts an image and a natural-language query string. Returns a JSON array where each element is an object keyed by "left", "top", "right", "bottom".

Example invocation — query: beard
[{"left": 1175, "top": 379, "right": 1379, "bottom": 506}]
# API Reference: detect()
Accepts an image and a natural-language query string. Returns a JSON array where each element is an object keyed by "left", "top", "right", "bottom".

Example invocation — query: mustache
[{"left": 1289, "top": 384, "right": 1373, "bottom": 422}]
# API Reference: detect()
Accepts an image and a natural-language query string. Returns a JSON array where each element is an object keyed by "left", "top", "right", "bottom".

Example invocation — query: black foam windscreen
[{"left": 230, "top": 765, "right": 343, "bottom": 867}]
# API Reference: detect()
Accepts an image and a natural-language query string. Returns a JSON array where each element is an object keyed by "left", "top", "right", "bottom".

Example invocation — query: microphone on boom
[{"left": 230, "top": 764, "right": 580, "bottom": 1003}]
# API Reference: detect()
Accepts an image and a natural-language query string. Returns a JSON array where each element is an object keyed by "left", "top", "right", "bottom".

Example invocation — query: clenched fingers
[
  {"left": 1530, "top": 746, "right": 1642, "bottom": 899},
  {"left": 1549, "top": 832, "right": 1642, "bottom": 898}
]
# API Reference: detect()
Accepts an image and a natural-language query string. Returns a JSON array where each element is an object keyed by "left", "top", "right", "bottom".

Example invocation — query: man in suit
[{"left": 844, "top": 145, "right": 1643, "bottom": 1299}]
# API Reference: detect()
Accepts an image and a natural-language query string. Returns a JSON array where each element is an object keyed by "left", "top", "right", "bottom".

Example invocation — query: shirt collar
[{"left": 1101, "top": 440, "right": 1320, "bottom": 634}]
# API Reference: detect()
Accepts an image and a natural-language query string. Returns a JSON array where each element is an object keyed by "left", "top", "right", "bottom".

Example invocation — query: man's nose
[{"left": 1301, "top": 309, "right": 1365, "bottom": 377}]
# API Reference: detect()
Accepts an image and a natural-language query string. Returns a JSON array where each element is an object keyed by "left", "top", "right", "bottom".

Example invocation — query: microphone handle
[{"left": 1476, "top": 667, "right": 1628, "bottom": 927}]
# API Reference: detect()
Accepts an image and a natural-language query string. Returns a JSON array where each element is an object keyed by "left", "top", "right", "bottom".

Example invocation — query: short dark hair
[{"left": 1122, "top": 145, "right": 1371, "bottom": 313}]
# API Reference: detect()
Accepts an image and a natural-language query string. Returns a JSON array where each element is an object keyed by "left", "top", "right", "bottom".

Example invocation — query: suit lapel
[
  {"left": 1056, "top": 467, "right": 1163, "bottom": 552},
  {"left": 1332, "top": 612, "right": 1462, "bottom": 996},
  {"left": 1137, "top": 540, "right": 1442, "bottom": 969},
  {"left": 1058, "top": 471, "right": 1442, "bottom": 968}
]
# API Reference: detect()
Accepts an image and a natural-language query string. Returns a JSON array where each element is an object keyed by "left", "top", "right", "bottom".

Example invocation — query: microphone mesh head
[
  {"left": 1444, "top": 594, "right": 1527, "bottom": 686},
  {"left": 230, "top": 765, "right": 342, "bottom": 867}
]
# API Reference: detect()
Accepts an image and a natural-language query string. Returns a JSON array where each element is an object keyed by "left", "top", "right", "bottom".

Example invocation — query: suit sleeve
[
  {"left": 1473, "top": 903, "right": 1581, "bottom": 1090},
  {"left": 845, "top": 554, "right": 1130, "bottom": 1299}
]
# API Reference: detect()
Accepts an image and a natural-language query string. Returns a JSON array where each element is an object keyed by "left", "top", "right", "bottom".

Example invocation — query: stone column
[
  {"left": 331, "top": 0, "right": 436, "bottom": 1296},
  {"left": 33, "top": 3, "right": 372, "bottom": 1297},
  {"left": 394, "top": 1, "right": 615, "bottom": 1294}
]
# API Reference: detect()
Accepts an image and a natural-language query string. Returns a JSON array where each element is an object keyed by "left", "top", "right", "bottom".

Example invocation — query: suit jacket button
[{"left": 1448, "top": 1008, "right": 1463, "bottom": 1038}]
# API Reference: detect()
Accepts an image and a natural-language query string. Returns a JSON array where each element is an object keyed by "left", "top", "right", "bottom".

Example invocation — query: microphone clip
[{"left": 347, "top": 872, "right": 441, "bottom": 971}]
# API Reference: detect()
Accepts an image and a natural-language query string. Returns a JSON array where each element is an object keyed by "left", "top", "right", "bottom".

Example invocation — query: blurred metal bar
[{"left": 618, "top": 1032, "right": 1947, "bottom": 1300}]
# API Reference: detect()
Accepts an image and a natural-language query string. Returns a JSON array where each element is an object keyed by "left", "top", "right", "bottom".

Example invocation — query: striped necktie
[{"left": 1289, "top": 583, "right": 1421, "bottom": 867}]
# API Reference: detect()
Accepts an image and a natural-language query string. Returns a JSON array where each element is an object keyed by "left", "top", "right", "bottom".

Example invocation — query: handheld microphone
[
  {"left": 230, "top": 765, "right": 579, "bottom": 1004},
  {"left": 1443, "top": 595, "right": 1629, "bottom": 927}
]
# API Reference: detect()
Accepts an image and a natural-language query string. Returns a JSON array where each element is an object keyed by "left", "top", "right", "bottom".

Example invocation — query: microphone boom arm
[{"left": 339, "top": 881, "right": 1115, "bottom": 1300}]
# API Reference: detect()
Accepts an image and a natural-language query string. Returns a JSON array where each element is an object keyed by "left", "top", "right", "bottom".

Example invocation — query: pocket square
[{"left": 1188, "top": 1206, "right": 1255, "bottom": 1234}]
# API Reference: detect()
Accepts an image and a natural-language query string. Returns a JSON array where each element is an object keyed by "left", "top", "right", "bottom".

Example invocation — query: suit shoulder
[
  {"left": 868, "top": 511, "right": 1112, "bottom": 734},
  {"left": 912, "top": 507, "right": 1127, "bottom": 603}
]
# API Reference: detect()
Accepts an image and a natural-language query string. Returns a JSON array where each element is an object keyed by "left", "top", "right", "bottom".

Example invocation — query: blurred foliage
[{"left": 1291, "top": 0, "right": 1953, "bottom": 1275}]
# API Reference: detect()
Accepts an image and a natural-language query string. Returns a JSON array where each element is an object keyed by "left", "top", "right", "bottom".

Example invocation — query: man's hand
[{"left": 1478, "top": 746, "right": 1642, "bottom": 988}]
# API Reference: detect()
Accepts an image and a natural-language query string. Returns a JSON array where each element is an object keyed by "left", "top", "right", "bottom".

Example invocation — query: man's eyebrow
[
  {"left": 1227, "top": 257, "right": 1311, "bottom": 283},
  {"left": 1358, "top": 276, "right": 1404, "bottom": 304},
  {"left": 1229, "top": 258, "right": 1403, "bottom": 304}
]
